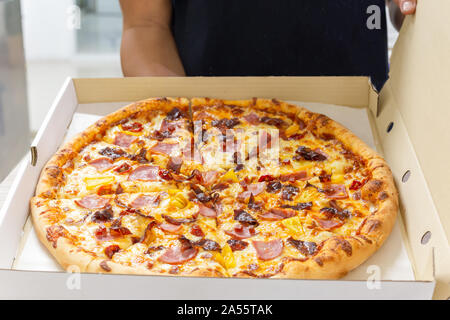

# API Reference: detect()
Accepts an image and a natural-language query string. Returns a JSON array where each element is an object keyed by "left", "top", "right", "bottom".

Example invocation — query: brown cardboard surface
[
  {"left": 73, "top": 76, "right": 373, "bottom": 108},
  {"left": 388, "top": 1, "right": 450, "bottom": 239},
  {"left": 379, "top": 0, "right": 450, "bottom": 299}
]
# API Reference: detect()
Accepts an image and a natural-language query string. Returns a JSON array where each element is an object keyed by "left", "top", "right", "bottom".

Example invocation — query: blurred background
[{"left": 0, "top": 0, "right": 399, "bottom": 184}]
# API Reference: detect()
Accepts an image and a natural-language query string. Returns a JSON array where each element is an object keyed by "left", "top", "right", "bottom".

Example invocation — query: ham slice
[
  {"left": 130, "top": 195, "right": 159, "bottom": 208},
  {"left": 244, "top": 113, "right": 260, "bottom": 125},
  {"left": 224, "top": 224, "right": 256, "bottom": 240},
  {"left": 259, "top": 208, "right": 296, "bottom": 221},
  {"left": 128, "top": 165, "right": 159, "bottom": 181},
  {"left": 315, "top": 218, "right": 344, "bottom": 230},
  {"left": 159, "top": 223, "right": 182, "bottom": 233},
  {"left": 247, "top": 182, "right": 266, "bottom": 196},
  {"left": 322, "top": 184, "right": 348, "bottom": 199},
  {"left": 252, "top": 239, "right": 283, "bottom": 261},
  {"left": 198, "top": 203, "right": 217, "bottom": 218},
  {"left": 237, "top": 182, "right": 266, "bottom": 201},
  {"left": 159, "top": 119, "right": 184, "bottom": 132},
  {"left": 149, "top": 142, "right": 178, "bottom": 156},
  {"left": 158, "top": 246, "right": 198, "bottom": 264},
  {"left": 113, "top": 132, "right": 137, "bottom": 148},
  {"left": 201, "top": 170, "right": 220, "bottom": 186},
  {"left": 259, "top": 131, "right": 272, "bottom": 150},
  {"left": 75, "top": 195, "right": 109, "bottom": 209},
  {"left": 279, "top": 171, "right": 308, "bottom": 182},
  {"left": 88, "top": 157, "right": 113, "bottom": 171}
]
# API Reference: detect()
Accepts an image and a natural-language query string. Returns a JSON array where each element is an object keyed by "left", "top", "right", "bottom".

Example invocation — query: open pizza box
[{"left": 0, "top": 1, "right": 448, "bottom": 299}]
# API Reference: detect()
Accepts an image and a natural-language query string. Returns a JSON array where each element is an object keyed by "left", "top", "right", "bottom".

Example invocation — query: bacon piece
[
  {"left": 190, "top": 225, "right": 205, "bottom": 237},
  {"left": 139, "top": 221, "right": 157, "bottom": 244},
  {"left": 114, "top": 162, "right": 132, "bottom": 174},
  {"left": 350, "top": 179, "right": 367, "bottom": 191},
  {"left": 131, "top": 148, "right": 148, "bottom": 164},
  {"left": 322, "top": 184, "right": 348, "bottom": 199},
  {"left": 266, "top": 181, "right": 282, "bottom": 193},
  {"left": 314, "top": 218, "right": 344, "bottom": 230},
  {"left": 98, "top": 147, "right": 127, "bottom": 160},
  {"left": 234, "top": 209, "right": 258, "bottom": 225},
  {"left": 89, "top": 157, "right": 113, "bottom": 171},
  {"left": 113, "top": 132, "right": 137, "bottom": 148},
  {"left": 167, "top": 156, "right": 183, "bottom": 174},
  {"left": 91, "top": 207, "right": 113, "bottom": 223},
  {"left": 259, "top": 208, "right": 296, "bottom": 220},
  {"left": 279, "top": 171, "right": 308, "bottom": 182},
  {"left": 294, "top": 146, "right": 327, "bottom": 161},
  {"left": 198, "top": 203, "right": 217, "bottom": 217},
  {"left": 159, "top": 223, "right": 182, "bottom": 233},
  {"left": 258, "top": 175, "right": 275, "bottom": 182},
  {"left": 166, "top": 107, "right": 186, "bottom": 121},
  {"left": 121, "top": 122, "right": 143, "bottom": 132},
  {"left": 281, "top": 202, "right": 313, "bottom": 211},
  {"left": 75, "top": 195, "right": 109, "bottom": 209},
  {"left": 104, "top": 245, "right": 120, "bottom": 259},
  {"left": 260, "top": 116, "right": 286, "bottom": 128},
  {"left": 244, "top": 113, "right": 260, "bottom": 125},
  {"left": 227, "top": 239, "right": 249, "bottom": 251},
  {"left": 149, "top": 142, "right": 178, "bottom": 156},
  {"left": 110, "top": 226, "right": 132, "bottom": 238},
  {"left": 252, "top": 239, "right": 283, "bottom": 260},
  {"left": 193, "top": 239, "right": 221, "bottom": 251},
  {"left": 128, "top": 165, "right": 159, "bottom": 181},
  {"left": 130, "top": 195, "right": 159, "bottom": 208},
  {"left": 158, "top": 246, "right": 198, "bottom": 265},
  {"left": 287, "top": 237, "right": 317, "bottom": 256},
  {"left": 94, "top": 226, "right": 109, "bottom": 240},
  {"left": 281, "top": 184, "right": 299, "bottom": 200},
  {"left": 162, "top": 215, "right": 196, "bottom": 225},
  {"left": 225, "top": 224, "right": 256, "bottom": 240},
  {"left": 46, "top": 225, "right": 66, "bottom": 248}
]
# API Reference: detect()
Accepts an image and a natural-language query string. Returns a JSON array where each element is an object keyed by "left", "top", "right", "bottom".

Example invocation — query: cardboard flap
[{"left": 380, "top": 0, "right": 450, "bottom": 298}]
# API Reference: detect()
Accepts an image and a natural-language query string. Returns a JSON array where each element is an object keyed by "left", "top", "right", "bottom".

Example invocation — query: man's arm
[
  {"left": 119, "top": 0, "right": 185, "bottom": 76},
  {"left": 387, "top": 0, "right": 416, "bottom": 31}
]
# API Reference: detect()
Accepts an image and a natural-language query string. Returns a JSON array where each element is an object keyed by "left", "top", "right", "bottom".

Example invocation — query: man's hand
[
  {"left": 119, "top": 0, "right": 185, "bottom": 77},
  {"left": 388, "top": 0, "right": 417, "bottom": 31}
]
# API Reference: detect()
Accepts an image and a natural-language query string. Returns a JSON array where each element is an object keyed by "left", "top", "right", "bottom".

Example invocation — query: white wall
[{"left": 21, "top": 0, "right": 76, "bottom": 60}]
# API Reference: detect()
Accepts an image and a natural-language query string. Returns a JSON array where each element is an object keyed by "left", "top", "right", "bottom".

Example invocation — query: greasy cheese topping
[{"left": 39, "top": 101, "right": 376, "bottom": 277}]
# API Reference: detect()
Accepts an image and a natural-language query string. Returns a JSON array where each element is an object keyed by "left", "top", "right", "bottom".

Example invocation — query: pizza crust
[{"left": 31, "top": 97, "right": 398, "bottom": 279}]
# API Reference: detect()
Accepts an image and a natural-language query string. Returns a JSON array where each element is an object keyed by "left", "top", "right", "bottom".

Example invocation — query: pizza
[{"left": 30, "top": 97, "right": 398, "bottom": 278}]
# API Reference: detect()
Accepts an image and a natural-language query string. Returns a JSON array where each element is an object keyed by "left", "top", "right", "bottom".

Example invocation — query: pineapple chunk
[
  {"left": 220, "top": 244, "right": 236, "bottom": 269},
  {"left": 299, "top": 187, "right": 321, "bottom": 202},
  {"left": 285, "top": 123, "right": 300, "bottom": 137},
  {"left": 331, "top": 173, "right": 345, "bottom": 184},
  {"left": 84, "top": 176, "right": 115, "bottom": 190},
  {"left": 281, "top": 216, "right": 304, "bottom": 236},
  {"left": 170, "top": 193, "right": 188, "bottom": 209},
  {"left": 199, "top": 216, "right": 217, "bottom": 230},
  {"left": 220, "top": 169, "right": 239, "bottom": 183}
]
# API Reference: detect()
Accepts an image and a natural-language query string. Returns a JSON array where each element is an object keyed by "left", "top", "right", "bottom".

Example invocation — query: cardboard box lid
[{"left": 380, "top": 0, "right": 450, "bottom": 298}]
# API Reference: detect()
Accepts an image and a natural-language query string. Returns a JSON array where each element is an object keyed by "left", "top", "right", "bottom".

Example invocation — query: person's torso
[{"left": 172, "top": 0, "right": 388, "bottom": 90}]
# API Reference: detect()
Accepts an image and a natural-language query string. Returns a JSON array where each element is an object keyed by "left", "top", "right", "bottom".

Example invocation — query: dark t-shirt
[{"left": 172, "top": 0, "right": 388, "bottom": 90}]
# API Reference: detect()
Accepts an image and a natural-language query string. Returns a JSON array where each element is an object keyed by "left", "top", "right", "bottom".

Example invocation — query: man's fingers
[{"left": 394, "top": 0, "right": 417, "bottom": 15}]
